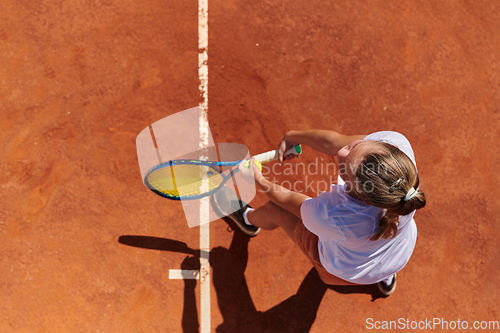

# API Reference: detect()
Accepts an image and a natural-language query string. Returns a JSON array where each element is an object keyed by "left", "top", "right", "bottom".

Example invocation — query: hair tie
[{"left": 404, "top": 187, "right": 418, "bottom": 201}]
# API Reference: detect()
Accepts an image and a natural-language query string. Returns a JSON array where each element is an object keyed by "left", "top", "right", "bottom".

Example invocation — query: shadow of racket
[{"left": 118, "top": 235, "right": 209, "bottom": 258}]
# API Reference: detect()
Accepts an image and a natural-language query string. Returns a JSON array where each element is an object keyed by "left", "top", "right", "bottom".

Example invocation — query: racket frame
[{"left": 143, "top": 145, "right": 301, "bottom": 201}]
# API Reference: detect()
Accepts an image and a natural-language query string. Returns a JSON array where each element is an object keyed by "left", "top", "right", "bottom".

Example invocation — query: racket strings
[{"left": 147, "top": 164, "right": 224, "bottom": 198}]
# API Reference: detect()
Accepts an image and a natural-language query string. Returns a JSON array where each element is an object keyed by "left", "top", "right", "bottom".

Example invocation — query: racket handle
[{"left": 254, "top": 145, "right": 301, "bottom": 164}]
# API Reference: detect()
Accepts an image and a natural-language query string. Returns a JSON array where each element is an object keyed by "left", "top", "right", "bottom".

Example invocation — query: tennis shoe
[
  {"left": 377, "top": 274, "right": 397, "bottom": 297},
  {"left": 211, "top": 186, "right": 260, "bottom": 237}
]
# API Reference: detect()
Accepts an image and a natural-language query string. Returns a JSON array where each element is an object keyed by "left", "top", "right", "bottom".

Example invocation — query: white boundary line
[
  {"left": 198, "top": 0, "right": 210, "bottom": 332},
  {"left": 169, "top": 269, "right": 200, "bottom": 280},
  {"left": 167, "top": 2, "right": 210, "bottom": 331}
]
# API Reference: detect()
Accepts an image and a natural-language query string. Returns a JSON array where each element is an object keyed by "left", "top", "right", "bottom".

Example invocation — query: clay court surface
[{"left": 1, "top": 0, "right": 500, "bottom": 332}]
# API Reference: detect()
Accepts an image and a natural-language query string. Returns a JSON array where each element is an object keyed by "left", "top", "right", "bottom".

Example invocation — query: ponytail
[{"left": 370, "top": 211, "right": 399, "bottom": 241}]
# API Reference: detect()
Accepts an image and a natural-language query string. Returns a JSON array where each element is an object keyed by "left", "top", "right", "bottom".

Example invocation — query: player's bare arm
[{"left": 278, "top": 130, "right": 366, "bottom": 162}]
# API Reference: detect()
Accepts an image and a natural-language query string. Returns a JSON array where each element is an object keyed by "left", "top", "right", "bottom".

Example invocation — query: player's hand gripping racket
[{"left": 144, "top": 145, "right": 301, "bottom": 200}]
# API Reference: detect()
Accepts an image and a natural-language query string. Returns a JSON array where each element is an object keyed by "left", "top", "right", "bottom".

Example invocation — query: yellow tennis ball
[
  {"left": 255, "top": 160, "right": 262, "bottom": 171},
  {"left": 244, "top": 160, "right": 262, "bottom": 172}
]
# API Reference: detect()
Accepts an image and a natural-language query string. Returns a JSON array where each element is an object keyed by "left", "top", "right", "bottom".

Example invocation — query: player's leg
[
  {"left": 246, "top": 201, "right": 300, "bottom": 242},
  {"left": 211, "top": 186, "right": 299, "bottom": 239}
]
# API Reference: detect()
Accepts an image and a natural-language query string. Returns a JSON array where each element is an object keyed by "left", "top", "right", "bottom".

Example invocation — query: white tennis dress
[{"left": 300, "top": 131, "right": 418, "bottom": 284}]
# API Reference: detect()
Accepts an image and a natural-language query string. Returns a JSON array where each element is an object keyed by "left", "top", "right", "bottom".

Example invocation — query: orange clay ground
[{"left": 1, "top": 0, "right": 499, "bottom": 332}]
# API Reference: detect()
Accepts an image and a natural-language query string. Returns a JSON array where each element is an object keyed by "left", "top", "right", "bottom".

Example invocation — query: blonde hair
[{"left": 353, "top": 142, "right": 426, "bottom": 241}]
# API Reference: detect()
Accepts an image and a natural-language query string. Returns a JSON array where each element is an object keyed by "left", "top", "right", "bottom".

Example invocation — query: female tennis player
[{"left": 212, "top": 130, "right": 426, "bottom": 296}]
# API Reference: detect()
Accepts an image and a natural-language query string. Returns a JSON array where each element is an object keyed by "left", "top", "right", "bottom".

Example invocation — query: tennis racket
[{"left": 144, "top": 145, "right": 302, "bottom": 200}]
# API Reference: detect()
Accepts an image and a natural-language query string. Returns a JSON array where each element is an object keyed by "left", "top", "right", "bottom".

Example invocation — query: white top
[{"left": 300, "top": 131, "right": 418, "bottom": 284}]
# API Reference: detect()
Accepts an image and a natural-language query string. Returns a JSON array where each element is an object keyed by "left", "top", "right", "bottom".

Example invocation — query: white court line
[
  {"left": 167, "top": 2, "right": 210, "bottom": 332},
  {"left": 198, "top": 0, "right": 210, "bottom": 332},
  {"left": 169, "top": 269, "right": 200, "bottom": 280}
]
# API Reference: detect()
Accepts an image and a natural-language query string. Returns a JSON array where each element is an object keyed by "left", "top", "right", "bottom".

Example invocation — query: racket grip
[{"left": 254, "top": 145, "right": 301, "bottom": 164}]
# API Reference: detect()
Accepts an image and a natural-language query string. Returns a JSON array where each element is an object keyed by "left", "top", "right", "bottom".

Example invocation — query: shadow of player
[
  {"left": 209, "top": 228, "right": 325, "bottom": 333},
  {"left": 209, "top": 224, "right": 383, "bottom": 333},
  {"left": 119, "top": 228, "right": 383, "bottom": 333}
]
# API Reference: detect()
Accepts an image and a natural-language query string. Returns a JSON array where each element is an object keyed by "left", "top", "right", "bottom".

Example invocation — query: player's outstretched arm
[{"left": 278, "top": 130, "right": 366, "bottom": 162}]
